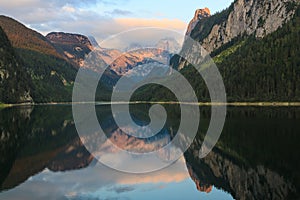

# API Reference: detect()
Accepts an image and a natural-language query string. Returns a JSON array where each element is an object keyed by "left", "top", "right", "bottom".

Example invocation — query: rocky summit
[
  {"left": 46, "top": 32, "right": 94, "bottom": 67},
  {"left": 186, "top": 7, "right": 211, "bottom": 36}
]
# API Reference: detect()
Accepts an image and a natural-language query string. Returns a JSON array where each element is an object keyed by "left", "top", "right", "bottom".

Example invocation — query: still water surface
[{"left": 0, "top": 105, "right": 299, "bottom": 199}]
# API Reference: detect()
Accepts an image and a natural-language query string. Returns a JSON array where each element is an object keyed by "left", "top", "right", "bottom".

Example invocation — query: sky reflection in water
[{"left": 1, "top": 157, "right": 233, "bottom": 200}]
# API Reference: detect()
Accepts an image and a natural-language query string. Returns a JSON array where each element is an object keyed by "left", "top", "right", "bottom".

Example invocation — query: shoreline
[{"left": 2, "top": 101, "right": 300, "bottom": 107}]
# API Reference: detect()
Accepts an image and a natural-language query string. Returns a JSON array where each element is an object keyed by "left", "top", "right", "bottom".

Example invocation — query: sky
[{"left": 0, "top": 0, "right": 234, "bottom": 44}]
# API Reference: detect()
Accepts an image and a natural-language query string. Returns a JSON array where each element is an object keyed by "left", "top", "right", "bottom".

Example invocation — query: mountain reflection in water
[{"left": 0, "top": 105, "right": 299, "bottom": 199}]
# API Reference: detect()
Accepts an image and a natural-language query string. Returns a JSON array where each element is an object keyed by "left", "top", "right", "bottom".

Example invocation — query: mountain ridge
[
  {"left": 46, "top": 32, "right": 94, "bottom": 67},
  {"left": 0, "top": 16, "right": 63, "bottom": 59}
]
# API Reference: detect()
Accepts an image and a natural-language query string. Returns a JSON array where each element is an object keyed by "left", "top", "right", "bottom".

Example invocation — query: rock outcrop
[
  {"left": 46, "top": 32, "right": 94, "bottom": 67},
  {"left": 186, "top": 8, "right": 211, "bottom": 36}
]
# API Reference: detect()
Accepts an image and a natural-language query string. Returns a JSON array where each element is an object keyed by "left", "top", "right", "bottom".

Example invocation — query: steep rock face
[
  {"left": 197, "top": 0, "right": 298, "bottom": 53},
  {"left": 174, "top": 0, "right": 299, "bottom": 70},
  {"left": 46, "top": 32, "right": 94, "bottom": 67},
  {"left": 186, "top": 8, "right": 211, "bottom": 36},
  {"left": 0, "top": 27, "right": 32, "bottom": 103}
]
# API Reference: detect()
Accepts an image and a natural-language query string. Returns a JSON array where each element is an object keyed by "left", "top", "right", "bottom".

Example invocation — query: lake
[{"left": 0, "top": 105, "right": 299, "bottom": 199}]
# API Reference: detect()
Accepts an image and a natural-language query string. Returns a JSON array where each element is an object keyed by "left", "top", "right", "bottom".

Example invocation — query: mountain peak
[
  {"left": 46, "top": 32, "right": 94, "bottom": 66},
  {"left": 186, "top": 7, "right": 211, "bottom": 36},
  {"left": 194, "top": 7, "right": 211, "bottom": 20},
  {"left": 46, "top": 32, "right": 93, "bottom": 48}
]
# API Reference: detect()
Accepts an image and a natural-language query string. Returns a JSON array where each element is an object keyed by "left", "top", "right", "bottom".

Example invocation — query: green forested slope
[
  {"left": 216, "top": 6, "right": 300, "bottom": 101},
  {"left": 0, "top": 16, "right": 77, "bottom": 103},
  {"left": 0, "top": 27, "right": 31, "bottom": 103}
]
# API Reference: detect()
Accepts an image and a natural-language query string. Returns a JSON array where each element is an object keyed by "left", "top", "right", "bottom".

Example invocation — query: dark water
[{"left": 0, "top": 105, "right": 299, "bottom": 200}]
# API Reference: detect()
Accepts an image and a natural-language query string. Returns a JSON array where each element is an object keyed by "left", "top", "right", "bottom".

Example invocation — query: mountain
[
  {"left": 133, "top": 0, "right": 300, "bottom": 102},
  {"left": 174, "top": 0, "right": 299, "bottom": 70},
  {"left": 108, "top": 48, "right": 170, "bottom": 75},
  {"left": 0, "top": 16, "right": 62, "bottom": 59},
  {"left": 46, "top": 32, "right": 94, "bottom": 67},
  {"left": 45, "top": 32, "right": 179, "bottom": 81},
  {"left": 99, "top": 38, "right": 180, "bottom": 76},
  {"left": 45, "top": 32, "right": 119, "bottom": 91},
  {"left": 178, "top": 0, "right": 300, "bottom": 102},
  {"left": 0, "top": 14, "right": 180, "bottom": 103},
  {"left": 190, "top": 0, "right": 298, "bottom": 54},
  {"left": 0, "top": 26, "right": 32, "bottom": 103},
  {"left": 0, "top": 16, "right": 77, "bottom": 103}
]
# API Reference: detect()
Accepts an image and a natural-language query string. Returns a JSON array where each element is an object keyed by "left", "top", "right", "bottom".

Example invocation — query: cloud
[
  {"left": 0, "top": 0, "right": 187, "bottom": 50},
  {"left": 62, "top": 5, "right": 76, "bottom": 13},
  {"left": 0, "top": 0, "right": 40, "bottom": 8},
  {"left": 115, "top": 18, "right": 186, "bottom": 30},
  {"left": 107, "top": 9, "right": 133, "bottom": 16}
]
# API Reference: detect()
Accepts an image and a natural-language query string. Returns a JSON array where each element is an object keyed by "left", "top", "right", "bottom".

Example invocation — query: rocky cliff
[
  {"left": 46, "top": 32, "right": 94, "bottom": 67},
  {"left": 192, "top": 0, "right": 299, "bottom": 53}
]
